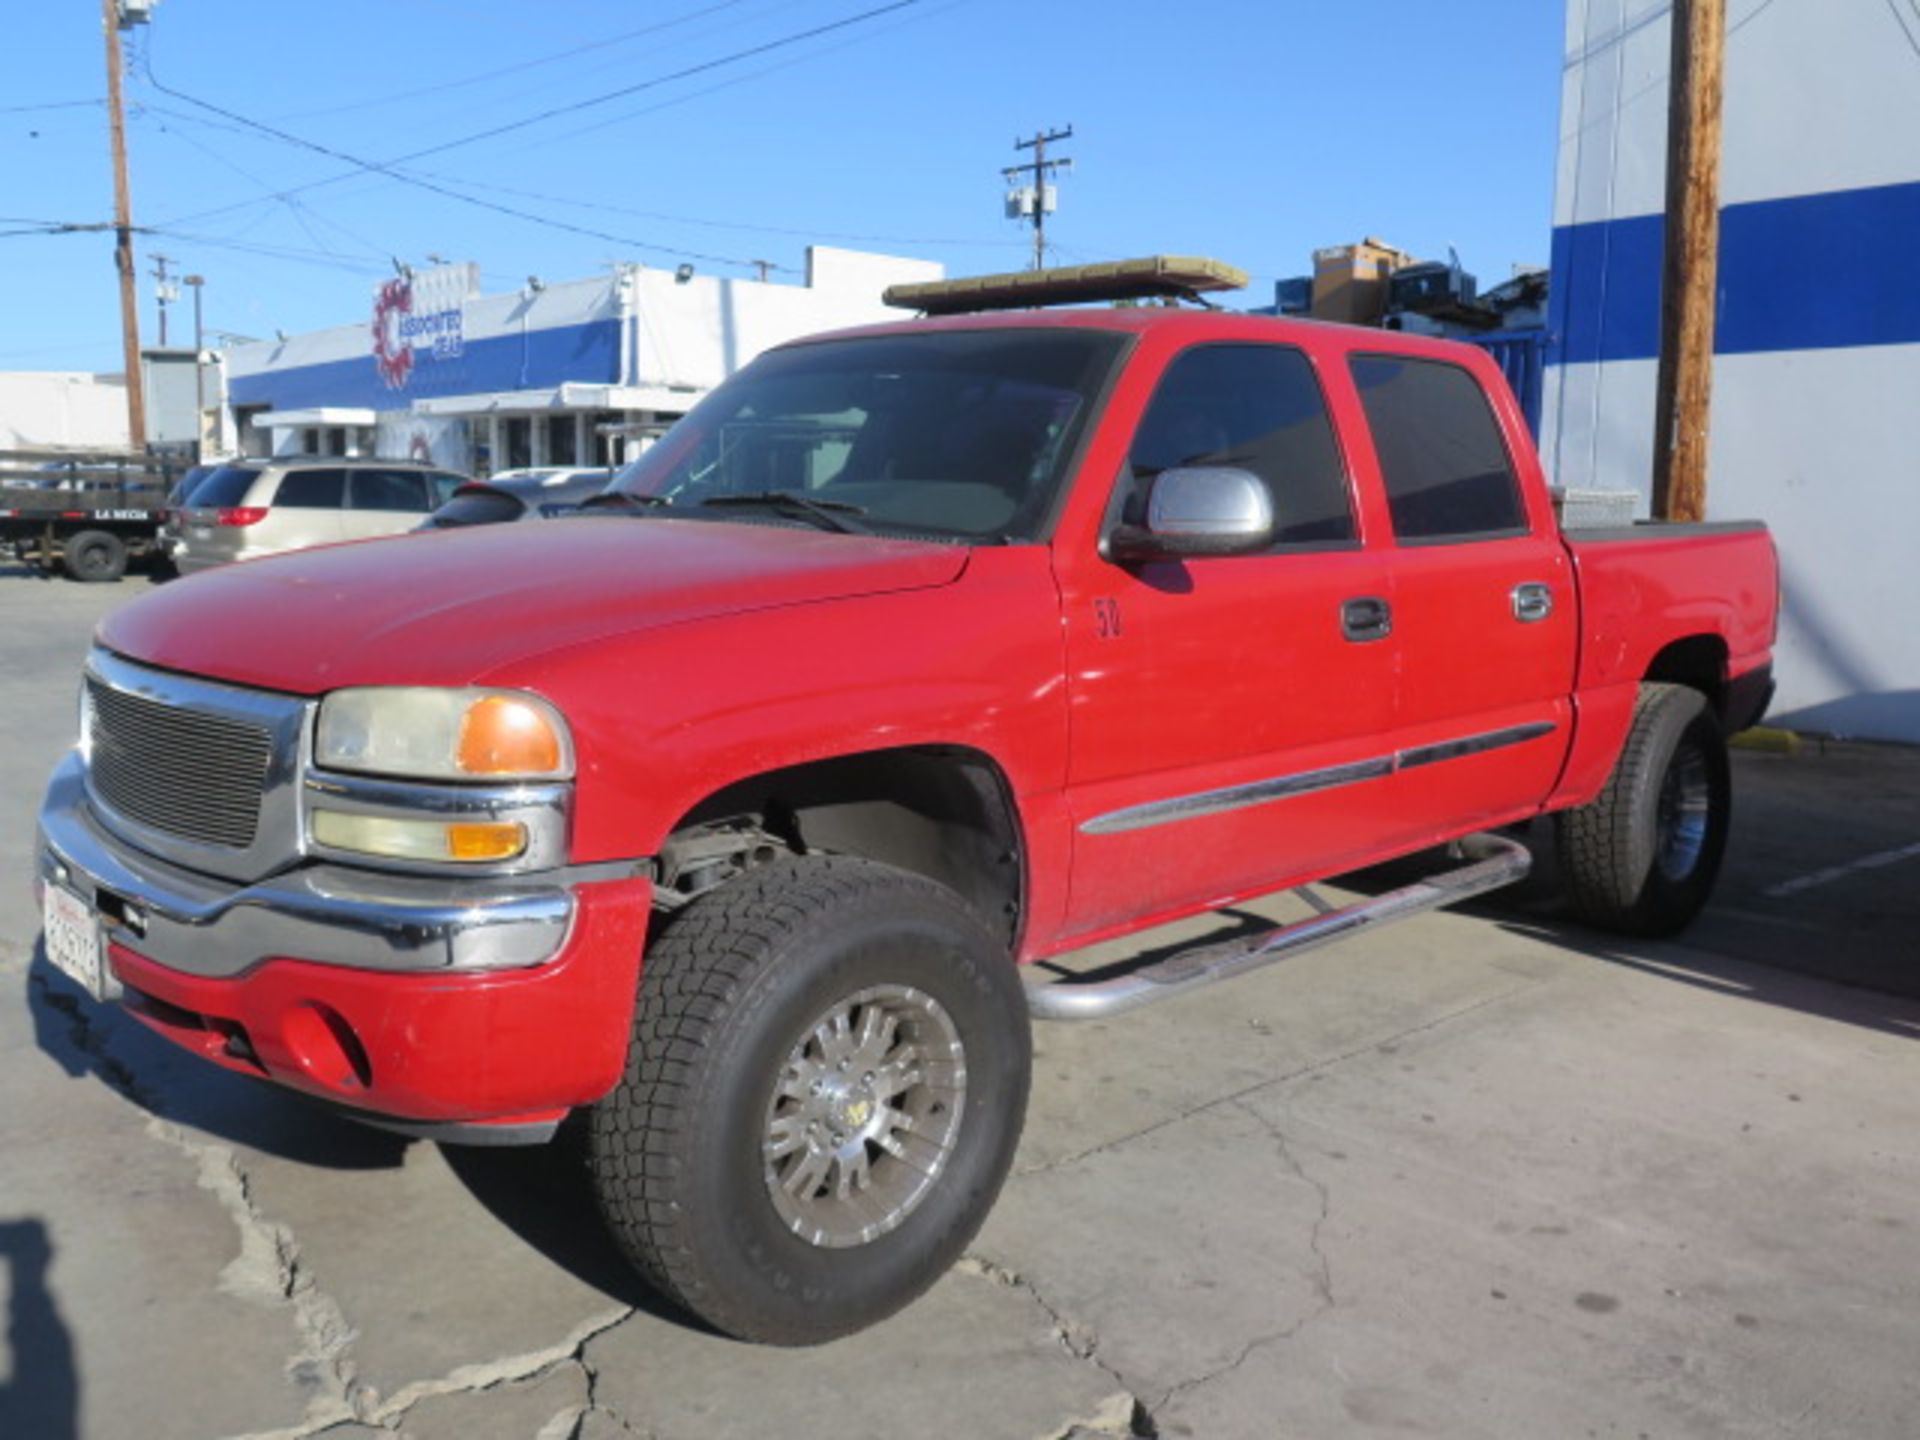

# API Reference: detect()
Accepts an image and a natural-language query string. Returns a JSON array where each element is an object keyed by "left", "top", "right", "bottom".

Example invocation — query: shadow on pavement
[
  {"left": 0, "top": 1218, "right": 78, "bottom": 1440},
  {"left": 25, "top": 942, "right": 409, "bottom": 1173},
  {"left": 438, "top": 1134, "right": 708, "bottom": 1329},
  {"left": 26, "top": 942, "right": 703, "bottom": 1331}
]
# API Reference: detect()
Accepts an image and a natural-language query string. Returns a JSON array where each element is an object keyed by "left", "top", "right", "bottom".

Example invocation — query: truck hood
[{"left": 99, "top": 518, "right": 971, "bottom": 694}]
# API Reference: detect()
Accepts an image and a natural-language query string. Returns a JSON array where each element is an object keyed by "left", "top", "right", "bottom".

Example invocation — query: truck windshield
[{"left": 605, "top": 329, "right": 1126, "bottom": 542}]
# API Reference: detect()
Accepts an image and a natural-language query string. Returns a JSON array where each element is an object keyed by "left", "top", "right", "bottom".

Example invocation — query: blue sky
[{"left": 4, "top": 1, "right": 1564, "bottom": 371}]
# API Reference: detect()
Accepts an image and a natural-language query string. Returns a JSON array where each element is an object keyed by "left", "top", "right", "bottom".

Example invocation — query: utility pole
[
  {"left": 1650, "top": 0, "right": 1725, "bottom": 522},
  {"left": 184, "top": 273, "right": 206, "bottom": 458},
  {"left": 102, "top": 0, "right": 148, "bottom": 448},
  {"left": 1003, "top": 126, "right": 1073, "bottom": 270},
  {"left": 151, "top": 252, "right": 177, "bottom": 345}
]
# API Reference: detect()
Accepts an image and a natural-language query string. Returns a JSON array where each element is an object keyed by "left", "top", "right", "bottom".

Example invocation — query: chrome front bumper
[{"left": 38, "top": 750, "right": 585, "bottom": 980}]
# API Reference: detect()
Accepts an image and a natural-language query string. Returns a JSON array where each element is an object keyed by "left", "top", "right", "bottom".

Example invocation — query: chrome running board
[{"left": 1025, "top": 833, "right": 1531, "bottom": 1022}]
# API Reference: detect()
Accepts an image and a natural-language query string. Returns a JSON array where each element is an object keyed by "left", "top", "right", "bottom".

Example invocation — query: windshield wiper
[
  {"left": 579, "top": 491, "right": 672, "bottom": 513},
  {"left": 699, "top": 490, "right": 871, "bottom": 535}
]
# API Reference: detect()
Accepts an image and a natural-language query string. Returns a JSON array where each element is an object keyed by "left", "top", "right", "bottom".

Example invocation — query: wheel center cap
[{"left": 836, "top": 1094, "right": 874, "bottom": 1130}]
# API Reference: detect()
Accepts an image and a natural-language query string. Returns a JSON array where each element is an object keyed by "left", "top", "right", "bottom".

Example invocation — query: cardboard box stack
[{"left": 1311, "top": 237, "right": 1418, "bottom": 325}]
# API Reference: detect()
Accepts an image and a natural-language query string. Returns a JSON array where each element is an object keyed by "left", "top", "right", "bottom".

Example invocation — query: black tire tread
[
  {"left": 64, "top": 529, "right": 127, "bottom": 583},
  {"left": 1557, "top": 681, "right": 1722, "bottom": 934},
  {"left": 588, "top": 854, "right": 1004, "bottom": 1339}
]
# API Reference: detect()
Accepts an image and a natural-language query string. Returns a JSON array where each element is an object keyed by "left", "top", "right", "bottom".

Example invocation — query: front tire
[
  {"left": 1556, "top": 682, "right": 1731, "bottom": 936},
  {"left": 589, "top": 855, "right": 1031, "bottom": 1345}
]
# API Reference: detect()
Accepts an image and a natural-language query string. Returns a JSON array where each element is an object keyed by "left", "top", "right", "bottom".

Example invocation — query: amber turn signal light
[{"left": 457, "top": 695, "right": 564, "bottom": 776}]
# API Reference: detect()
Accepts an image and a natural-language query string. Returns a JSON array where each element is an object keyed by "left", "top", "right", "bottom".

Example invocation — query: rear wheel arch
[
  {"left": 654, "top": 745, "right": 1028, "bottom": 948},
  {"left": 1642, "top": 633, "right": 1729, "bottom": 726}
]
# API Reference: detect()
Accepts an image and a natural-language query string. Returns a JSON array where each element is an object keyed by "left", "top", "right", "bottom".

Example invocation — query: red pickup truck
[{"left": 37, "top": 268, "right": 1777, "bottom": 1346}]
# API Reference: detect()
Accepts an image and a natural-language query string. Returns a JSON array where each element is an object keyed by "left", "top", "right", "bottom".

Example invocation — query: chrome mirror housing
[{"left": 1108, "top": 466, "right": 1274, "bottom": 560}]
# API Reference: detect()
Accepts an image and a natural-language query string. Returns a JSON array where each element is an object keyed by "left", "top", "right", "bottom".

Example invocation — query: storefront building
[
  {"left": 1544, "top": 0, "right": 1920, "bottom": 741},
  {"left": 222, "top": 246, "right": 941, "bottom": 475}
]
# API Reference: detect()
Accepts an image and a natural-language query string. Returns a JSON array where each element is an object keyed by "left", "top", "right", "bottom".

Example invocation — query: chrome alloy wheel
[
  {"left": 1655, "top": 741, "right": 1712, "bottom": 882},
  {"left": 762, "top": 984, "right": 967, "bottom": 1250}
]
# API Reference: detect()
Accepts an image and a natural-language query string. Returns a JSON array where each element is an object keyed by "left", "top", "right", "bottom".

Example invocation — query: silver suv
[{"left": 175, "top": 458, "right": 467, "bottom": 575}]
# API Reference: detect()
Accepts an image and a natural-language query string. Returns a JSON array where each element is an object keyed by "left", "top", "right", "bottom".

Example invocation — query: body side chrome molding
[{"left": 1079, "top": 721, "right": 1558, "bottom": 836}]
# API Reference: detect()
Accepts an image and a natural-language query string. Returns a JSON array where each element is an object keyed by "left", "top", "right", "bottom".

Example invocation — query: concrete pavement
[{"left": 2, "top": 561, "right": 1917, "bottom": 1439}]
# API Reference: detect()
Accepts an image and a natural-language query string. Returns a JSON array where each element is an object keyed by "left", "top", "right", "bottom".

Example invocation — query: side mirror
[{"left": 1107, "top": 466, "right": 1273, "bottom": 561}]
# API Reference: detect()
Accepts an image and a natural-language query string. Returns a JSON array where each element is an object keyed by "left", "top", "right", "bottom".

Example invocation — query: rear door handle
[
  {"left": 1512, "top": 582, "right": 1554, "bottom": 623},
  {"left": 1341, "top": 595, "right": 1392, "bottom": 643}
]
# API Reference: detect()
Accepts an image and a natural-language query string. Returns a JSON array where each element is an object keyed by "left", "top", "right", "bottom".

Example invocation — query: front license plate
[{"left": 42, "top": 882, "right": 109, "bottom": 1000}]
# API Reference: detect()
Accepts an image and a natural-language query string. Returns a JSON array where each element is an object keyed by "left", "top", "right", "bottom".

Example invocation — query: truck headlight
[{"left": 314, "top": 687, "right": 573, "bottom": 781}]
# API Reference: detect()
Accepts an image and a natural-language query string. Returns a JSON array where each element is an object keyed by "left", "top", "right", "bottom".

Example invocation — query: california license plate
[{"left": 42, "top": 882, "right": 109, "bottom": 1000}]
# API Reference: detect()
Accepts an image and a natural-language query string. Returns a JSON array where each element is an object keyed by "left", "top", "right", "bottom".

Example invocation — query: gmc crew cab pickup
[{"left": 37, "top": 264, "right": 1778, "bottom": 1346}]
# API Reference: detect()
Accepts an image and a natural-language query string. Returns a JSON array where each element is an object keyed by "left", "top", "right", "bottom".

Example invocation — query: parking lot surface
[{"left": 2, "top": 563, "right": 1917, "bottom": 1440}]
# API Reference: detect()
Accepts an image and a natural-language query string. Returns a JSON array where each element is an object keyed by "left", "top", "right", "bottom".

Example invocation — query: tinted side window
[
  {"left": 349, "top": 470, "right": 430, "bottom": 512},
  {"left": 271, "top": 468, "right": 346, "bottom": 508},
  {"left": 1123, "top": 344, "right": 1354, "bottom": 547},
  {"left": 1349, "top": 355, "right": 1524, "bottom": 541},
  {"left": 187, "top": 465, "right": 263, "bottom": 508},
  {"left": 428, "top": 472, "right": 466, "bottom": 506}
]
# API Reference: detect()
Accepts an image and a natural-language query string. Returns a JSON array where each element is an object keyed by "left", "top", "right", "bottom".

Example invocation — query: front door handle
[
  {"left": 1341, "top": 595, "right": 1392, "bottom": 643},
  {"left": 1512, "top": 582, "right": 1555, "bottom": 623}
]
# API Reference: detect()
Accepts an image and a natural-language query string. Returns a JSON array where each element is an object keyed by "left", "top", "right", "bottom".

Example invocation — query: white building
[
  {"left": 222, "top": 246, "right": 942, "bottom": 474},
  {"left": 0, "top": 372, "right": 130, "bottom": 451},
  {"left": 1545, "top": 0, "right": 1920, "bottom": 741}
]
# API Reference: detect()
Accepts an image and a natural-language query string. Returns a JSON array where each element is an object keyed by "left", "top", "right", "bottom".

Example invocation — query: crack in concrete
[
  {"left": 1038, "top": 1389, "right": 1149, "bottom": 1440},
  {"left": 1148, "top": 1100, "right": 1344, "bottom": 1418},
  {"left": 362, "top": 1305, "right": 633, "bottom": 1433},
  {"left": 955, "top": 1254, "right": 1152, "bottom": 1437},
  {"left": 1233, "top": 1097, "right": 1335, "bottom": 1312},
  {"left": 1018, "top": 981, "right": 1542, "bottom": 1179},
  {"left": 28, "top": 961, "right": 375, "bottom": 1436},
  {"left": 148, "top": 1118, "right": 367, "bottom": 1437},
  {"left": 223, "top": 1306, "right": 636, "bottom": 1440}
]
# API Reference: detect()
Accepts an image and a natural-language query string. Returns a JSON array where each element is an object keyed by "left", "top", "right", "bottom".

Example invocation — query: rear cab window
[
  {"left": 1348, "top": 354, "right": 1526, "bottom": 543},
  {"left": 1119, "top": 342, "right": 1355, "bottom": 549}
]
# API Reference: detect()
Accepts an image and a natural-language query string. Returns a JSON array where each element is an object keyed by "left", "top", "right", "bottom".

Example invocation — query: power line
[
  {"left": 143, "top": 2, "right": 923, "bottom": 232},
  {"left": 271, "top": 0, "right": 759, "bottom": 122},
  {"left": 0, "top": 99, "right": 104, "bottom": 114},
  {"left": 511, "top": 0, "right": 964, "bottom": 150},
  {"left": 135, "top": 75, "right": 788, "bottom": 272},
  {"left": 410, "top": 170, "right": 1030, "bottom": 252}
]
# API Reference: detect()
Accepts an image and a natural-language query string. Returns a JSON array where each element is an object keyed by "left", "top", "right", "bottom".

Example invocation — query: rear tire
[
  {"left": 589, "top": 855, "right": 1031, "bottom": 1345},
  {"left": 63, "top": 529, "right": 127, "bottom": 583},
  {"left": 1556, "top": 682, "right": 1730, "bottom": 936}
]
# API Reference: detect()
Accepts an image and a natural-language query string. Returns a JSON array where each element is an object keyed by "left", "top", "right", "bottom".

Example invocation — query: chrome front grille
[
  {"left": 81, "top": 649, "right": 310, "bottom": 882},
  {"left": 86, "top": 676, "right": 273, "bottom": 849}
]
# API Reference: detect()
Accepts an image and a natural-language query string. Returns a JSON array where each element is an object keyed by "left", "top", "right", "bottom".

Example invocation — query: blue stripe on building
[
  {"left": 1548, "top": 179, "right": 1920, "bottom": 365},
  {"left": 229, "top": 318, "right": 623, "bottom": 410}
]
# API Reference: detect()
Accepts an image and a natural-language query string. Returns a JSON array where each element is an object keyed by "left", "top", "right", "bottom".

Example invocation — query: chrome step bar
[{"left": 1025, "top": 833, "right": 1531, "bottom": 1022}]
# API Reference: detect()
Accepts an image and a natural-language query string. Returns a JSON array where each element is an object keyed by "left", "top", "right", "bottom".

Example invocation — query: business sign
[{"left": 370, "top": 262, "right": 480, "bottom": 391}]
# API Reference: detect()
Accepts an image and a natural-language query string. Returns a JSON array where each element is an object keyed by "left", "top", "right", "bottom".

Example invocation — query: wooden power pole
[
  {"left": 102, "top": 0, "right": 147, "bottom": 449},
  {"left": 1650, "top": 0, "right": 1725, "bottom": 522},
  {"left": 1003, "top": 127, "right": 1073, "bottom": 271}
]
